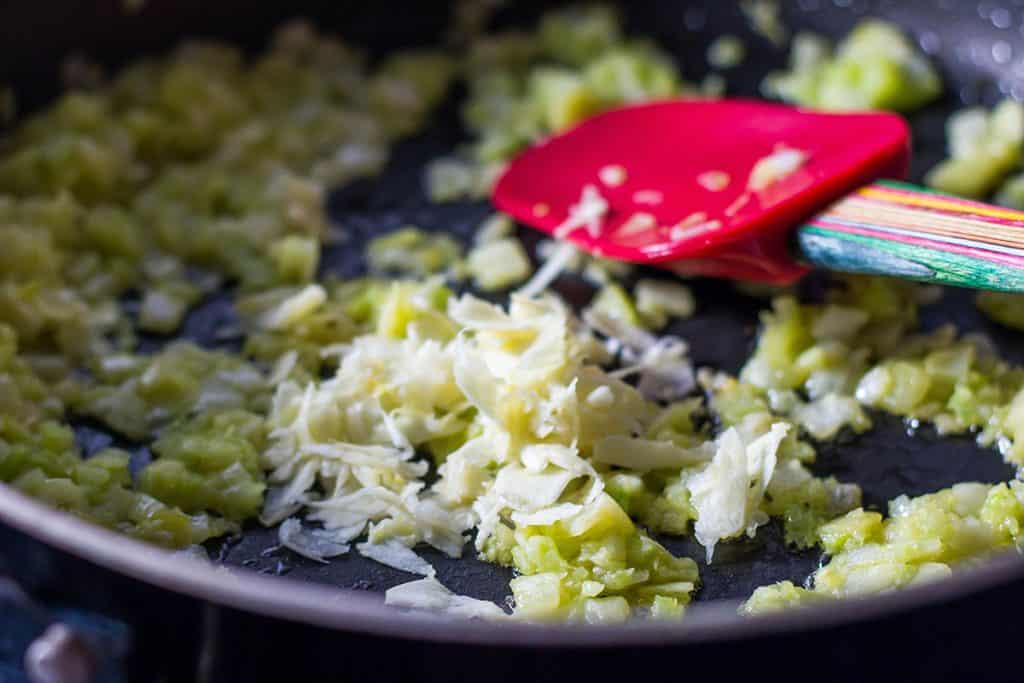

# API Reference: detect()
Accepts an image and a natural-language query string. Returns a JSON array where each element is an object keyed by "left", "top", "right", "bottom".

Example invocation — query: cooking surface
[{"left": 75, "top": 64, "right": 1019, "bottom": 607}]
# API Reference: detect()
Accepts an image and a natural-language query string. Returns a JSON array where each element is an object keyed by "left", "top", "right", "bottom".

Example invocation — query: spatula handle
[{"left": 795, "top": 180, "right": 1024, "bottom": 293}]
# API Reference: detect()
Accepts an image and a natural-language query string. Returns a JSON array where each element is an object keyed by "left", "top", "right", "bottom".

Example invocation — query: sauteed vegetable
[{"left": 3, "top": 4, "right": 1024, "bottom": 624}]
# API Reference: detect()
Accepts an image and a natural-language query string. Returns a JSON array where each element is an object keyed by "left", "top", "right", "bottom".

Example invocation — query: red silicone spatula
[{"left": 493, "top": 99, "right": 1024, "bottom": 292}]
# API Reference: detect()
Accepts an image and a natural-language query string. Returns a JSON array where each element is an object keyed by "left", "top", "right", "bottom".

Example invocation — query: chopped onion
[
  {"left": 688, "top": 424, "right": 788, "bottom": 563},
  {"left": 593, "top": 435, "right": 714, "bottom": 470},
  {"left": 587, "top": 309, "right": 696, "bottom": 401},
  {"left": 696, "top": 170, "right": 731, "bottom": 192},
  {"left": 553, "top": 184, "right": 609, "bottom": 239},
  {"left": 598, "top": 164, "right": 628, "bottom": 188},
  {"left": 279, "top": 518, "right": 352, "bottom": 563},
  {"left": 385, "top": 577, "right": 507, "bottom": 619},
  {"left": 748, "top": 145, "right": 808, "bottom": 192},
  {"left": 357, "top": 540, "right": 435, "bottom": 576}
]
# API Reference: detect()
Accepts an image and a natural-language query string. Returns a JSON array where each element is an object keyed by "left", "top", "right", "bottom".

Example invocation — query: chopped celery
[
  {"left": 440, "top": 3, "right": 690, "bottom": 198},
  {"left": 743, "top": 581, "right": 827, "bottom": 614},
  {"left": 977, "top": 291, "right": 1024, "bottom": 331},
  {"left": 138, "top": 280, "right": 200, "bottom": 335},
  {"left": 141, "top": 410, "right": 267, "bottom": 520},
  {"left": 634, "top": 279, "right": 696, "bottom": 329},
  {"left": 74, "top": 342, "right": 268, "bottom": 441},
  {"left": 0, "top": 418, "right": 235, "bottom": 547},
  {"left": 583, "top": 44, "right": 683, "bottom": 105},
  {"left": 589, "top": 283, "right": 641, "bottom": 327},
  {"left": 926, "top": 100, "right": 1024, "bottom": 198},
  {"left": 528, "top": 68, "right": 599, "bottom": 132},
  {"left": 746, "top": 481, "right": 1024, "bottom": 613},
  {"left": 473, "top": 213, "right": 515, "bottom": 246},
  {"left": 817, "top": 508, "right": 883, "bottom": 555},
  {"left": 707, "top": 35, "right": 746, "bottom": 69},
  {"left": 425, "top": 157, "right": 478, "bottom": 203},
  {"left": 269, "top": 235, "right": 320, "bottom": 284},
  {"left": 538, "top": 4, "right": 622, "bottom": 66},
  {"left": 507, "top": 494, "right": 698, "bottom": 622},
  {"left": 765, "top": 20, "right": 940, "bottom": 112},
  {"left": 367, "top": 227, "right": 463, "bottom": 277}
]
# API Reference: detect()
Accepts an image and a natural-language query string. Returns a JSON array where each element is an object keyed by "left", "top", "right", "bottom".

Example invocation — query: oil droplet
[
  {"left": 959, "top": 84, "right": 979, "bottom": 105},
  {"left": 994, "top": 40, "right": 1014, "bottom": 63},
  {"left": 919, "top": 31, "right": 941, "bottom": 55},
  {"left": 991, "top": 6, "right": 1013, "bottom": 28}
]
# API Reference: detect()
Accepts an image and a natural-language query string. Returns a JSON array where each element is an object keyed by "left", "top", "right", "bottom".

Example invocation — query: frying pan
[{"left": 2, "top": 1, "right": 1024, "bottom": 680}]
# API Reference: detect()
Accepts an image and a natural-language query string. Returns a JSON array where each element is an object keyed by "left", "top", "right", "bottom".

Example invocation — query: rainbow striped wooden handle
[{"left": 796, "top": 180, "right": 1024, "bottom": 292}]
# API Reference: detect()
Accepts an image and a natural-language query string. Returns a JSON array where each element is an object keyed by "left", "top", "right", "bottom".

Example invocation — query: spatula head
[{"left": 493, "top": 99, "right": 910, "bottom": 283}]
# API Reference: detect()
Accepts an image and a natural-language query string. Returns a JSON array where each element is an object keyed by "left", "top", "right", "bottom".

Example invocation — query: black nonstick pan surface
[{"left": 3, "top": 0, "right": 1024, "bottom": 680}]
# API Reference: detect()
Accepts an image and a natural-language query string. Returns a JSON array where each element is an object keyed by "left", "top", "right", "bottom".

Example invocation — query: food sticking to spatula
[{"left": 493, "top": 99, "right": 1024, "bottom": 292}]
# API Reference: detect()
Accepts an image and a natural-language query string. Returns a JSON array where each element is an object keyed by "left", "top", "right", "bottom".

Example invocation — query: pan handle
[{"left": 796, "top": 180, "right": 1024, "bottom": 293}]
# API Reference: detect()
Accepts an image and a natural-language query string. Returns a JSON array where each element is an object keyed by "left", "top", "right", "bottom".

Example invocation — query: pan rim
[{"left": 3, "top": 481, "right": 1023, "bottom": 646}]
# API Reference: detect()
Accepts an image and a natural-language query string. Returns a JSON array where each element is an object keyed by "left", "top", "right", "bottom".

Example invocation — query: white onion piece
[
  {"left": 385, "top": 577, "right": 507, "bottom": 620},
  {"left": 357, "top": 540, "right": 435, "bottom": 576},
  {"left": 278, "top": 518, "right": 351, "bottom": 563}
]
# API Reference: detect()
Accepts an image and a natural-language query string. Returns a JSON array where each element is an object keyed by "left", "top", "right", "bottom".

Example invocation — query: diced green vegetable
[
  {"left": 74, "top": 342, "right": 268, "bottom": 441},
  {"left": 141, "top": 409, "right": 267, "bottom": 520},
  {"left": 367, "top": 227, "right": 463, "bottom": 278},
  {"left": 926, "top": 100, "right": 1024, "bottom": 198},
  {"left": 505, "top": 494, "right": 698, "bottom": 622},
  {"left": 746, "top": 481, "right": 1024, "bottom": 613},
  {"left": 707, "top": 35, "right": 746, "bottom": 69},
  {"left": 538, "top": 4, "right": 622, "bottom": 67},
  {"left": 529, "top": 68, "right": 600, "bottom": 132},
  {"left": 764, "top": 20, "right": 940, "bottom": 112},
  {"left": 977, "top": 291, "right": 1024, "bottom": 331},
  {"left": 589, "top": 283, "right": 641, "bottom": 327},
  {"left": 634, "top": 279, "right": 696, "bottom": 329},
  {"left": 582, "top": 44, "right": 683, "bottom": 105},
  {"left": 0, "top": 418, "right": 235, "bottom": 547},
  {"left": 435, "top": 3, "right": 691, "bottom": 201}
]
